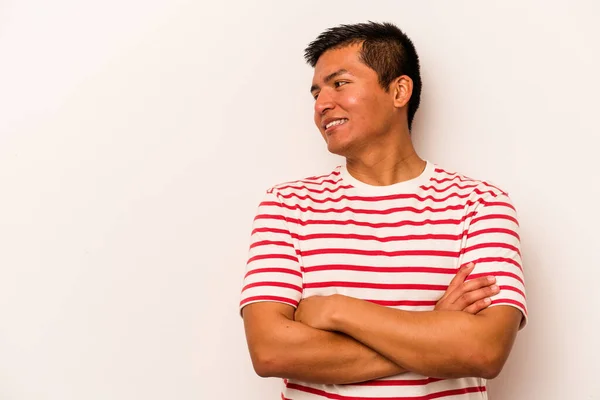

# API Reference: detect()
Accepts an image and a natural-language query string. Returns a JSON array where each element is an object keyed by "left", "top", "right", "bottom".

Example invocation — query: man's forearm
[
  {"left": 330, "top": 296, "right": 521, "bottom": 379},
  {"left": 243, "top": 305, "right": 406, "bottom": 384}
]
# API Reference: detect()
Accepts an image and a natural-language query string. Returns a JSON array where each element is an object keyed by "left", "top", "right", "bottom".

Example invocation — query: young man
[{"left": 240, "top": 22, "right": 527, "bottom": 399}]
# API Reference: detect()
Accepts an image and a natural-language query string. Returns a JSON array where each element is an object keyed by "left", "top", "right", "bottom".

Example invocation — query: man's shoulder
[
  {"left": 266, "top": 166, "right": 343, "bottom": 196},
  {"left": 430, "top": 163, "right": 510, "bottom": 201}
]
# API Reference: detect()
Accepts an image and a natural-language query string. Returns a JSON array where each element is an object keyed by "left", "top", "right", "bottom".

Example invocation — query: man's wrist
[{"left": 329, "top": 294, "right": 351, "bottom": 332}]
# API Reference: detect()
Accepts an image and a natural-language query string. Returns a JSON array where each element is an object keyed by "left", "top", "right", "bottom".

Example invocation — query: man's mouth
[{"left": 324, "top": 118, "right": 349, "bottom": 130}]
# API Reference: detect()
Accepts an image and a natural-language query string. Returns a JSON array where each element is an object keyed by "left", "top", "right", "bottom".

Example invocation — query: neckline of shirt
[{"left": 338, "top": 161, "right": 435, "bottom": 195}]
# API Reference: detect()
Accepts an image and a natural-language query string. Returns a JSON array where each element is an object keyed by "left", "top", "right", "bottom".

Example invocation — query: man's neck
[{"left": 345, "top": 133, "right": 426, "bottom": 187}]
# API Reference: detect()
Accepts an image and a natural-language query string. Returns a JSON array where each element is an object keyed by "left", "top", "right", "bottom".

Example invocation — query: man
[{"left": 240, "top": 21, "right": 526, "bottom": 399}]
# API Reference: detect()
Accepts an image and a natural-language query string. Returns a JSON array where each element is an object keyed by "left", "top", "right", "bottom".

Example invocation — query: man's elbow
[
  {"left": 471, "top": 306, "right": 522, "bottom": 379},
  {"left": 475, "top": 347, "right": 509, "bottom": 379},
  {"left": 478, "top": 362, "right": 503, "bottom": 380},
  {"left": 249, "top": 346, "right": 284, "bottom": 378}
]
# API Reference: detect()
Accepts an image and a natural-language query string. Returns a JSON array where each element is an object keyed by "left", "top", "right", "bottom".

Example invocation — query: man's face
[{"left": 310, "top": 43, "right": 397, "bottom": 157}]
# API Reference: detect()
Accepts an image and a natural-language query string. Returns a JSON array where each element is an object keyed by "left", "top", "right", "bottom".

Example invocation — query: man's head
[{"left": 305, "top": 22, "right": 421, "bottom": 157}]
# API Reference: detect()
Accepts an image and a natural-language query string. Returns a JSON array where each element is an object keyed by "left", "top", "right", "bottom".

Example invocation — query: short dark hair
[{"left": 304, "top": 21, "right": 422, "bottom": 131}]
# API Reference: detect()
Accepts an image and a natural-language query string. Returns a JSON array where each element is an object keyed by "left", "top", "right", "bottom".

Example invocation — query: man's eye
[
  {"left": 335, "top": 81, "right": 348, "bottom": 88},
  {"left": 312, "top": 93, "right": 319, "bottom": 100}
]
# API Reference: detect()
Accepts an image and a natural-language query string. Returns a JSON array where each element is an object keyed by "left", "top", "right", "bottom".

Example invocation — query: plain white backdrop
[{"left": 1, "top": 1, "right": 599, "bottom": 399}]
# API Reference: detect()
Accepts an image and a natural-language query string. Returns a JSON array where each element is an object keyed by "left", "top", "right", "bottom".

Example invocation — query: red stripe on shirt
[
  {"left": 265, "top": 198, "right": 513, "bottom": 215},
  {"left": 247, "top": 254, "right": 299, "bottom": 264},
  {"left": 272, "top": 202, "right": 473, "bottom": 215},
  {"left": 304, "top": 281, "right": 447, "bottom": 291},
  {"left": 434, "top": 168, "right": 506, "bottom": 195},
  {"left": 242, "top": 281, "right": 303, "bottom": 293},
  {"left": 244, "top": 267, "right": 303, "bottom": 279},
  {"left": 300, "top": 248, "right": 459, "bottom": 258},
  {"left": 467, "top": 228, "right": 520, "bottom": 240},
  {"left": 276, "top": 184, "right": 353, "bottom": 194},
  {"left": 499, "top": 285, "right": 526, "bottom": 298},
  {"left": 286, "top": 382, "right": 486, "bottom": 399},
  {"left": 250, "top": 240, "right": 295, "bottom": 249},
  {"left": 462, "top": 242, "right": 521, "bottom": 256},
  {"left": 293, "top": 232, "right": 468, "bottom": 243},
  {"left": 481, "top": 201, "right": 515, "bottom": 211},
  {"left": 467, "top": 271, "right": 525, "bottom": 285},
  {"left": 240, "top": 295, "right": 299, "bottom": 308},
  {"left": 420, "top": 182, "right": 480, "bottom": 193},
  {"left": 283, "top": 214, "right": 477, "bottom": 229},
  {"left": 491, "top": 298, "right": 527, "bottom": 314},
  {"left": 251, "top": 227, "right": 290, "bottom": 236},
  {"left": 278, "top": 189, "right": 497, "bottom": 204},
  {"left": 465, "top": 257, "right": 523, "bottom": 271},
  {"left": 302, "top": 265, "right": 457, "bottom": 274}
]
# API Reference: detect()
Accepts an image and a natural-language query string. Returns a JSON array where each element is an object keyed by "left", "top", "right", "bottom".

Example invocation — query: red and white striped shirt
[{"left": 240, "top": 161, "right": 527, "bottom": 400}]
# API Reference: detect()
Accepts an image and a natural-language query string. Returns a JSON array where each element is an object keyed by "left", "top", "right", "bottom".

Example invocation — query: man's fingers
[
  {"left": 444, "top": 274, "right": 496, "bottom": 304},
  {"left": 449, "top": 263, "right": 475, "bottom": 288},
  {"left": 463, "top": 297, "right": 493, "bottom": 314},
  {"left": 441, "top": 263, "right": 475, "bottom": 301},
  {"left": 454, "top": 285, "right": 500, "bottom": 311}
]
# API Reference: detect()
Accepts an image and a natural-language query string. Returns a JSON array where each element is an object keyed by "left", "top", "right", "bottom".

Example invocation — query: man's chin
[{"left": 326, "top": 141, "right": 352, "bottom": 158}]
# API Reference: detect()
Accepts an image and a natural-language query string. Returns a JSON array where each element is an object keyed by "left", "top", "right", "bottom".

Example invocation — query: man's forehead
[
  {"left": 311, "top": 45, "right": 362, "bottom": 84},
  {"left": 312, "top": 67, "right": 349, "bottom": 83}
]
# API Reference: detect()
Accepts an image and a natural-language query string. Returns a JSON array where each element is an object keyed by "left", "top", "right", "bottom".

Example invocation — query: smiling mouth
[{"left": 324, "top": 118, "right": 348, "bottom": 130}]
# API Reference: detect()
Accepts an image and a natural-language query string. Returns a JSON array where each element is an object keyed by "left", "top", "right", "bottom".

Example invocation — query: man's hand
[
  {"left": 295, "top": 262, "right": 499, "bottom": 330},
  {"left": 294, "top": 294, "right": 340, "bottom": 331},
  {"left": 434, "top": 262, "right": 500, "bottom": 313}
]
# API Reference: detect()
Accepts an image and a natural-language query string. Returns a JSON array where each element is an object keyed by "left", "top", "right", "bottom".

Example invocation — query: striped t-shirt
[{"left": 240, "top": 161, "right": 527, "bottom": 400}]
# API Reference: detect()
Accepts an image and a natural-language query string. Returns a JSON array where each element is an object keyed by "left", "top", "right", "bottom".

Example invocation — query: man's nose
[{"left": 314, "top": 90, "right": 334, "bottom": 115}]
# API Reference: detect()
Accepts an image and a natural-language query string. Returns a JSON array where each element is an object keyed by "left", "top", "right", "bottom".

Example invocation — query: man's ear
[{"left": 391, "top": 75, "right": 413, "bottom": 109}]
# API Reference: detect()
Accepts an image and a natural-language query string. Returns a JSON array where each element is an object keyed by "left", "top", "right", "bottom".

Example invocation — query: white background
[{"left": 1, "top": 1, "right": 599, "bottom": 399}]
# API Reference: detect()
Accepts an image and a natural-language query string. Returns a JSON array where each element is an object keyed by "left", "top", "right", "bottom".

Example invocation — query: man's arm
[
  {"left": 240, "top": 189, "right": 399, "bottom": 385},
  {"left": 297, "top": 295, "right": 521, "bottom": 379},
  {"left": 242, "top": 301, "right": 404, "bottom": 384},
  {"left": 242, "top": 263, "right": 499, "bottom": 384}
]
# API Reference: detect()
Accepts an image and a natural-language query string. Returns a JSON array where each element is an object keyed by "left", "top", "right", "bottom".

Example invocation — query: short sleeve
[
  {"left": 460, "top": 193, "right": 528, "bottom": 328},
  {"left": 239, "top": 189, "right": 304, "bottom": 313}
]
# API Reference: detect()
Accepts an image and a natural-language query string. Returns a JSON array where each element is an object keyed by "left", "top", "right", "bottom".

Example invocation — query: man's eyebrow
[{"left": 310, "top": 69, "right": 349, "bottom": 94}]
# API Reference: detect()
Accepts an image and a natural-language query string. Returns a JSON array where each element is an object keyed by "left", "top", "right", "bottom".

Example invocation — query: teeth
[{"left": 325, "top": 119, "right": 348, "bottom": 129}]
